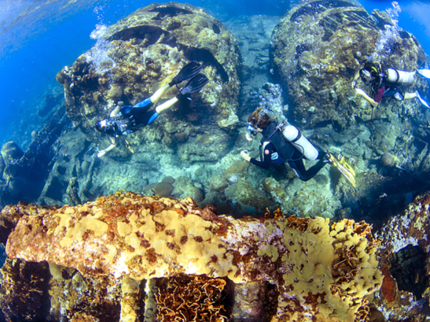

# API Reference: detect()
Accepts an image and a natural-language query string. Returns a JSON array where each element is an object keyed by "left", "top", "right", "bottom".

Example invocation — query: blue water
[{"left": 1, "top": 0, "right": 430, "bottom": 148}]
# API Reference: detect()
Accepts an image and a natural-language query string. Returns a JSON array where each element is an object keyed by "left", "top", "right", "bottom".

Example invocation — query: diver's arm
[
  {"left": 246, "top": 142, "right": 273, "bottom": 169},
  {"left": 110, "top": 101, "right": 124, "bottom": 117},
  {"left": 249, "top": 151, "right": 272, "bottom": 169},
  {"left": 354, "top": 88, "right": 379, "bottom": 107},
  {"left": 110, "top": 106, "right": 120, "bottom": 117},
  {"left": 97, "top": 137, "right": 117, "bottom": 158},
  {"left": 351, "top": 70, "right": 361, "bottom": 88}
]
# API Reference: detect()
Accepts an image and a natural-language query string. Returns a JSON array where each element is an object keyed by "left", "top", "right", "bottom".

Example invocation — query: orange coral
[
  {"left": 155, "top": 274, "right": 229, "bottom": 322},
  {"left": 380, "top": 265, "right": 396, "bottom": 303}
]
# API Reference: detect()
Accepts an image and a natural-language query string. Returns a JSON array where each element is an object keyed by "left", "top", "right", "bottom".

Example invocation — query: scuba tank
[
  {"left": 282, "top": 125, "right": 319, "bottom": 161},
  {"left": 386, "top": 68, "right": 415, "bottom": 85}
]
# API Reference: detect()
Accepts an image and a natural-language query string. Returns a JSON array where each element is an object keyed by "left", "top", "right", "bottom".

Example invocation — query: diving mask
[{"left": 247, "top": 124, "right": 257, "bottom": 136}]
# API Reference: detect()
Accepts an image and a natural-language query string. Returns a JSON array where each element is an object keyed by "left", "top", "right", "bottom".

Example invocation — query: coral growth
[
  {"left": 2, "top": 192, "right": 382, "bottom": 321},
  {"left": 155, "top": 274, "right": 229, "bottom": 321},
  {"left": 0, "top": 258, "right": 51, "bottom": 321},
  {"left": 58, "top": 2, "right": 241, "bottom": 144},
  {"left": 374, "top": 191, "right": 430, "bottom": 321},
  {"left": 270, "top": 0, "right": 427, "bottom": 129}
]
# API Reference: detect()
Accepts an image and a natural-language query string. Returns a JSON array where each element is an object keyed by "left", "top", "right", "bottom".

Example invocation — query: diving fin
[
  {"left": 177, "top": 73, "right": 209, "bottom": 97},
  {"left": 417, "top": 69, "right": 430, "bottom": 79},
  {"left": 417, "top": 91, "right": 430, "bottom": 108},
  {"left": 169, "top": 61, "right": 203, "bottom": 87},
  {"left": 327, "top": 153, "right": 357, "bottom": 188}
]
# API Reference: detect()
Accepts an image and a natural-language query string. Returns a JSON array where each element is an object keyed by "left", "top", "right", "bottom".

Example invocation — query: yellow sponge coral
[{"left": 4, "top": 192, "right": 382, "bottom": 321}]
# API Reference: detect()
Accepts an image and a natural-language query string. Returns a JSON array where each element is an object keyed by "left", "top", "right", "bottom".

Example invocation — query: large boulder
[
  {"left": 57, "top": 2, "right": 242, "bottom": 145},
  {"left": 270, "top": 0, "right": 428, "bottom": 129}
]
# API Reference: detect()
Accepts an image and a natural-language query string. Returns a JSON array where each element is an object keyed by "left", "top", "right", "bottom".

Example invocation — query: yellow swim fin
[
  {"left": 125, "top": 140, "right": 134, "bottom": 153},
  {"left": 327, "top": 153, "right": 356, "bottom": 188}
]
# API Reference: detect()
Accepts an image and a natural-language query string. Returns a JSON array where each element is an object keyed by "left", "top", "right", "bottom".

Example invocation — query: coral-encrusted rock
[
  {"left": 270, "top": 0, "right": 427, "bottom": 129},
  {"left": 58, "top": 2, "right": 241, "bottom": 143},
  {"left": 3, "top": 192, "right": 382, "bottom": 321},
  {"left": 374, "top": 191, "right": 430, "bottom": 321}
]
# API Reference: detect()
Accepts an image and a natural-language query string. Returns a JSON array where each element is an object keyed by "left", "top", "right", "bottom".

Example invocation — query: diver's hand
[
  {"left": 240, "top": 150, "right": 251, "bottom": 162},
  {"left": 97, "top": 150, "right": 107, "bottom": 158},
  {"left": 351, "top": 80, "right": 357, "bottom": 89},
  {"left": 245, "top": 132, "right": 252, "bottom": 141}
]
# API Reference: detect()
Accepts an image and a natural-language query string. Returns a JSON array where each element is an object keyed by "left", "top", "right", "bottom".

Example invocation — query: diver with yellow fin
[
  {"left": 240, "top": 108, "right": 356, "bottom": 187},
  {"left": 325, "top": 153, "right": 356, "bottom": 188}
]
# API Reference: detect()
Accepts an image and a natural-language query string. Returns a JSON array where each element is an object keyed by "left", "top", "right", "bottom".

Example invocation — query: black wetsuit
[
  {"left": 250, "top": 121, "right": 327, "bottom": 181},
  {"left": 104, "top": 98, "right": 159, "bottom": 138}
]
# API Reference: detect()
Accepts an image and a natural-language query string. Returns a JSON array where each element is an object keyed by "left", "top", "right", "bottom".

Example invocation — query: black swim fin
[
  {"left": 177, "top": 73, "right": 209, "bottom": 97},
  {"left": 169, "top": 61, "right": 203, "bottom": 87}
]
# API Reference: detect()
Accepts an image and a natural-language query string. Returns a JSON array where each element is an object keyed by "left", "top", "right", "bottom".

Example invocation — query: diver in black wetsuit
[
  {"left": 240, "top": 108, "right": 330, "bottom": 181},
  {"left": 95, "top": 61, "right": 209, "bottom": 157}
]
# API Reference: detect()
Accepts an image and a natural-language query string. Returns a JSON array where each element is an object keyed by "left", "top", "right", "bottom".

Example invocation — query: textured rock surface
[
  {"left": 3, "top": 192, "right": 382, "bottom": 321},
  {"left": 270, "top": 0, "right": 428, "bottom": 129},
  {"left": 57, "top": 2, "right": 242, "bottom": 145},
  {"left": 373, "top": 191, "right": 430, "bottom": 321}
]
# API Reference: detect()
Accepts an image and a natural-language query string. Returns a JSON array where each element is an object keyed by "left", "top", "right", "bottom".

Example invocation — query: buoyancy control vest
[
  {"left": 104, "top": 116, "right": 135, "bottom": 137},
  {"left": 260, "top": 121, "right": 296, "bottom": 162},
  {"left": 260, "top": 121, "right": 319, "bottom": 162}
]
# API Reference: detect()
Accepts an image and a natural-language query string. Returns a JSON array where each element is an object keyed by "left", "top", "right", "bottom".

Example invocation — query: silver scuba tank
[
  {"left": 282, "top": 125, "right": 319, "bottom": 161},
  {"left": 386, "top": 68, "right": 415, "bottom": 85}
]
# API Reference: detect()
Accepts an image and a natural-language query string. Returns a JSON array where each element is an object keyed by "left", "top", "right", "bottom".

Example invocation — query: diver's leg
[
  {"left": 417, "top": 69, "right": 430, "bottom": 79},
  {"left": 288, "top": 151, "right": 326, "bottom": 182},
  {"left": 133, "top": 85, "right": 170, "bottom": 108},
  {"left": 404, "top": 91, "right": 418, "bottom": 100},
  {"left": 150, "top": 84, "right": 170, "bottom": 104},
  {"left": 155, "top": 97, "right": 178, "bottom": 114},
  {"left": 403, "top": 91, "right": 429, "bottom": 108},
  {"left": 142, "top": 99, "right": 176, "bottom": 125}
]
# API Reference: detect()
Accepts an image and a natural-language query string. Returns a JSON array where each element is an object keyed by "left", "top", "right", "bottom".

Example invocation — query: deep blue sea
[{"left": 1, "top": 0, "right": 430, "bottom": 148}]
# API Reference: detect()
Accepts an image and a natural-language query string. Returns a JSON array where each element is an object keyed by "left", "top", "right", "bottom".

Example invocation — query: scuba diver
[
  {"left": 96, "top": 61, "right": 209, "bottom": 157},
  {"left": 352, "top": 61, "right": 430, "bottom": 108},
  {"left": 240, "top": 108, "right": 356, "bottom": 187}
]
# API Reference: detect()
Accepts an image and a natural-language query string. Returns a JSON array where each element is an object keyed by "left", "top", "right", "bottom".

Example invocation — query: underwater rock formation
[
  {"left": 1, "top": 192, "right": 383, "bottom": 321},
  {"left": 0, "top": 107, "right": 69, "bottom": 207},
  {"left": 373, "top": 191, "right": 430, "bottom": 321},
  {"left": 57, "top": 2, "right": 241, "bottom": 150},
  {"left": 270, "top": 0, "right": 428, "bottom": 129}
]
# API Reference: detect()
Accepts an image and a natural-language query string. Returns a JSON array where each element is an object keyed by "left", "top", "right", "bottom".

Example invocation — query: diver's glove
[
  {"left": 240, "top": 150, "right": 251, "bottom": 162},
  {"left": 245, "top": 132, "right": 253, "bottom": 141}
]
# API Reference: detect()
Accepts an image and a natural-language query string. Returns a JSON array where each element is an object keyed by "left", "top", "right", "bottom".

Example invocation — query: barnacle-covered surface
[
  {"left": 2, "top": 192, "right": 383, "bottom": 321},
  {"left": 155, "top": 274, "right": 230, "bottom": 321},
  {"left": 0, "top": 259, "right": 51, "bottom": 322},
  {"left": 57, "top": 2, "right": 241, "bottom": 145},
  {"left": 270, "top": 0, "right": 428, "bottom": 129},
  {"left": 373, "top": 191, "right": 430, "bottom": 321}
]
